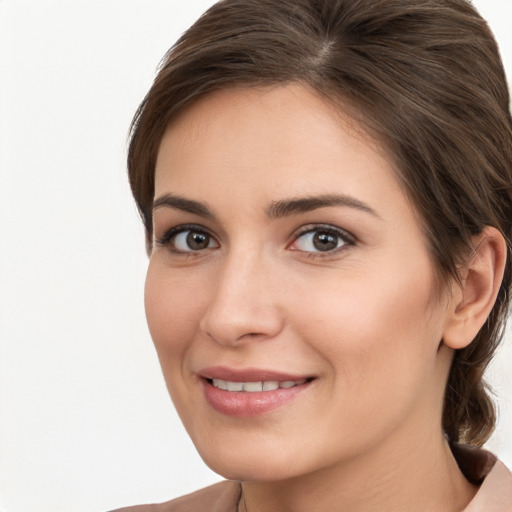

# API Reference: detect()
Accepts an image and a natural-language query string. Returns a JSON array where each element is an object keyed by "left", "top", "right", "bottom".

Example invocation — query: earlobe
[{"left": 443, "top": 227, "right": 507, "bottom": 350}]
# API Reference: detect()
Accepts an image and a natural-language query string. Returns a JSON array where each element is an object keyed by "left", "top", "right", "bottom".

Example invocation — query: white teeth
[
  {"left": 227, "top": 381, "right": 244, "bottom": 392},
  {"left": 212, "top": 378, "right": 228, "bottom": 390},
  {"left": 262, "top": 381, "right": 279, "bottom": 391},
  {"left": 243, "top": 381, "right": 263, "bottom": 392},
  {"left": 211, "top": 379, "right": 307, "bottom": 392}
]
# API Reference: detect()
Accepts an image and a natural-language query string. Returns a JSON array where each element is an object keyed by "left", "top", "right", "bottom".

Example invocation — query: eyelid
[
  {"left": 154, "top": 223, "right": 219, "bottom": 251},
  {"left": 154, "top": 222, "right": 354, "bottom": 256},
  {"left": 287, "top": 223, "right": 356, "bottom": 253}
]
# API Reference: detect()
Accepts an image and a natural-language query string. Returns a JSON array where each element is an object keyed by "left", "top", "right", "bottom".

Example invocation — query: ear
[{"left": 443, "top": 227, "right": 507, "bottom": 350}]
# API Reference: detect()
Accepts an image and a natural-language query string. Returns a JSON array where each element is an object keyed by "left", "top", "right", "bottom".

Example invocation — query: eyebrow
[
  {"left": 266, "top": 194, "right": 379, "bottom": 219},
  {"left": 153, "top": 193, "right": 216, "bottom": 219},
  {"left": 152, "top": 192, "right": 379, "bottom": 220}
]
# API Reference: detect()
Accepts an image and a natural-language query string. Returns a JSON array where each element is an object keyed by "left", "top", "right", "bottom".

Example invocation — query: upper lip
[{"left": 199, "top": 366, "right": 314, "bottom": 382}]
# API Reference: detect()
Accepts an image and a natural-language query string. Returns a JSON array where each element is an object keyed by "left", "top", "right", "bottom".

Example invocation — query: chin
[{"left": 196, "top": 443, "right": 308, "bottom": 482}]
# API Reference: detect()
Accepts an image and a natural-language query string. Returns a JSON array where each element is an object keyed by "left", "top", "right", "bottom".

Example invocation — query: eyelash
[
  {"left": 154, "top": 223, "right": 356, "bottom": 257},
  {"left": 288, "top": 224, "right": 355, "bottom": 258},
  {"left": 155, "top": 224, "right": 217, "bottom": 255}
]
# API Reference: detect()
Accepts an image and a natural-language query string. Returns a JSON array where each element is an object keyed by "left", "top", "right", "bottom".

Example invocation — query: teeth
[
  {"left": 243, "top": 381, "right": 263, "bottom": 392},
  {"left": 227, "top": 381, "right": 244, "bottom": 392},
  {"left": 211, "top": 379, "right": 307, "bottom": 392},
  {"left": 212, "top": 379, "right": 228, "bottom": 390},
  {"left": 262, "top": 381, "right": 279, "bottom": 391}
]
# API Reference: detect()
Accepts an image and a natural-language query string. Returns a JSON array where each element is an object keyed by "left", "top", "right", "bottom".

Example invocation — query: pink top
[
  {"left": 452, "top": 444, "right": 512, "bottom": 512},
  {"left": 111, "top": 447, "right": 512, "bottom": 511}
]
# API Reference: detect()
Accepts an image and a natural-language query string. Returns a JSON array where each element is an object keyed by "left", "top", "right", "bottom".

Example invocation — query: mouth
[
  {"left": 199, "top": 367, "right": 316, "bottom": 417},
  {"left": 207, "top": 378, "right": 310, "bottom": 392}
]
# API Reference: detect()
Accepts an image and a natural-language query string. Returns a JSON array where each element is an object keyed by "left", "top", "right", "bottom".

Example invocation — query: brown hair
[{"left": 128, "top": 0, "right": 512, "bottom": 446}]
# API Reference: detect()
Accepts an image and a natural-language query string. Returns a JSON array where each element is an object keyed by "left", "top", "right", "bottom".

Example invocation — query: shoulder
[
  {"left": 108, "top": 480, "right": 241, "bottom": 512},
  {"left": 466, "top": 460, "right": 512, "bottom": 512},
  {"left": 453, "top": 445, "right": 512, "bottom": 512}
]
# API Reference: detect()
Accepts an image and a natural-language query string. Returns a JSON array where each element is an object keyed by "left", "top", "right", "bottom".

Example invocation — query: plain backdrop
[{"left": 0, "top": 1, "right": 511, "bottom": 511}]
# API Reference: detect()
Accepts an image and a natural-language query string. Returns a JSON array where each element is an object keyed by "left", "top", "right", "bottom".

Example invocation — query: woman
[{"left": 113, "top": 0, "right": 512, "bottom": 510}]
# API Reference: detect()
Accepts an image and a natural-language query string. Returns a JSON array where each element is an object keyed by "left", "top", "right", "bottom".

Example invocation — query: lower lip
[{"left": 202, "top": 380, "right": 311, "bottom": 418}]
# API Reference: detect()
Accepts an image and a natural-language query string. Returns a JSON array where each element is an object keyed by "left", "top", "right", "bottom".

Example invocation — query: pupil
[
  {"left": 187, "top": 231, "right": 209, "bottom": 250},
  {"left": 313, "top": 232, "right": 337, "bottom": 251}
]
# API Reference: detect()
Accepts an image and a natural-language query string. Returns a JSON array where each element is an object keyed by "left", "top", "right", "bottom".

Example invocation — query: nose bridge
[{"left": 199, "top": 241, "right": 283, "bottom": 345}]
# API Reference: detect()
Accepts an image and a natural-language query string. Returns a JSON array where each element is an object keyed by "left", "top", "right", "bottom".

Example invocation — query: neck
[{"left": 239, "top": 428, "right": 477, "bottom": 512}]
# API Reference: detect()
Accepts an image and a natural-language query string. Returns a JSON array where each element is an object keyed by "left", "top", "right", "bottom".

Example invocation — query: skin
[{"left": 145, "top": 84, "right": 486, "bottom": 512}]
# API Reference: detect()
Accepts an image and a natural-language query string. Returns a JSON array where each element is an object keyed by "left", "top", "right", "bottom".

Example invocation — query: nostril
[{"left": 199, "top": 293, "right": 285, "bottom": 346}]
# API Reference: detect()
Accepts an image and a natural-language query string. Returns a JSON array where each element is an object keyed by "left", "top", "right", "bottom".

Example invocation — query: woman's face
[{"left": 146, "top": 84, "right": 455, "bottom": 481}]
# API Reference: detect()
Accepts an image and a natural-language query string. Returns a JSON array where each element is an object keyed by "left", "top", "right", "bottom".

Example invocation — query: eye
[
  {"left": 173, "top": 230, "right": 217, "bottom": 251},
  {"left": 289, "top": 225, "right": 354, "bottom": 254},
  {"left": 157, "top": 226, "right": 219, "bottom": 253}
]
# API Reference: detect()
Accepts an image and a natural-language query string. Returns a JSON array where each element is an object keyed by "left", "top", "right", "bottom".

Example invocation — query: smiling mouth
[
  {"left": 208, "top": 378, "right": 311, "bottom": 392},
  {"left": 201, "top": 370, "right": 315, "bottom": 416}
]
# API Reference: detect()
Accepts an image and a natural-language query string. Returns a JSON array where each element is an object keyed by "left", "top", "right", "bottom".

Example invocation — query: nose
[{"left": 199, "top": 250, "right": 285, "bottom": 346}]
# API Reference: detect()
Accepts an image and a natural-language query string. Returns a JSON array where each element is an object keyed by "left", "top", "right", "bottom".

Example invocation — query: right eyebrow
[
  {"left": 152, "top": 193, "right": 216, "bottom": 219},
  {"left": 265, "top": 194, "right": 380, "bottom": 219}
]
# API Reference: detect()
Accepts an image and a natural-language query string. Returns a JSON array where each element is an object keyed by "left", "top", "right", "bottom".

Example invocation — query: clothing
[
  {"left": 109, "top": 481, "right": 240, "bottom": 512},
  {"left": 110, "top": 447, "right": 512, "bottom": 512},
  {"left": 452, "top": 444, "right": 512, "bottom": 512}
]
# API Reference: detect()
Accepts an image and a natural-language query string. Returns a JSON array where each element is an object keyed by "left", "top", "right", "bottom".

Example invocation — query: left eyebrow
[
  {"left": 265, "top": 194, "right": 380, "bottom": 219},
  {"left": 152, "top": 193, "right": 216, "bottom": 219}
]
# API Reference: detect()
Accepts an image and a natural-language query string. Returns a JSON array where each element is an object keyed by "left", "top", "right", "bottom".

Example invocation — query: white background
[{"left": 0, "top": 1, "right": 511, "bottom": 511}]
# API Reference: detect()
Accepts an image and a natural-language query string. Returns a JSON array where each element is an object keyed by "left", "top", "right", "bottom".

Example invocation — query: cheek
[
  {"left": 144, "top": 259, "right": 205, "bottom": 359},
  {"left": 285, "top": 271, "right": 445, "bottom": 452},
  {"left": 289, "top": 262, "right": 442, "bottom": 393}
]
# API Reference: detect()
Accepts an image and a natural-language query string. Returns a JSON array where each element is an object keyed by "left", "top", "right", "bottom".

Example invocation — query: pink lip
[{"left": 199, "top": 366, "right": 314, "bottom": 418}]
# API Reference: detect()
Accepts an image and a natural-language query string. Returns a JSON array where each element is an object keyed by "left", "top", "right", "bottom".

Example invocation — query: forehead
[{"left": 154, "top": 84, "right": 402, "bottom": 202}]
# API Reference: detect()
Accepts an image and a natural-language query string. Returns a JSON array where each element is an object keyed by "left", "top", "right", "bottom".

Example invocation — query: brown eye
[
  {"left": 290, "top": 226, "right": 353, "bottom": 254},
  {"left": 172, "top": 229, "right": 218, "bottom": 252},
  {"left": 186, "top": 231, "right": 210, "bottom": 250},
  {"left": 312, "top": 232, "right": 338, "bottom": 251}
]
